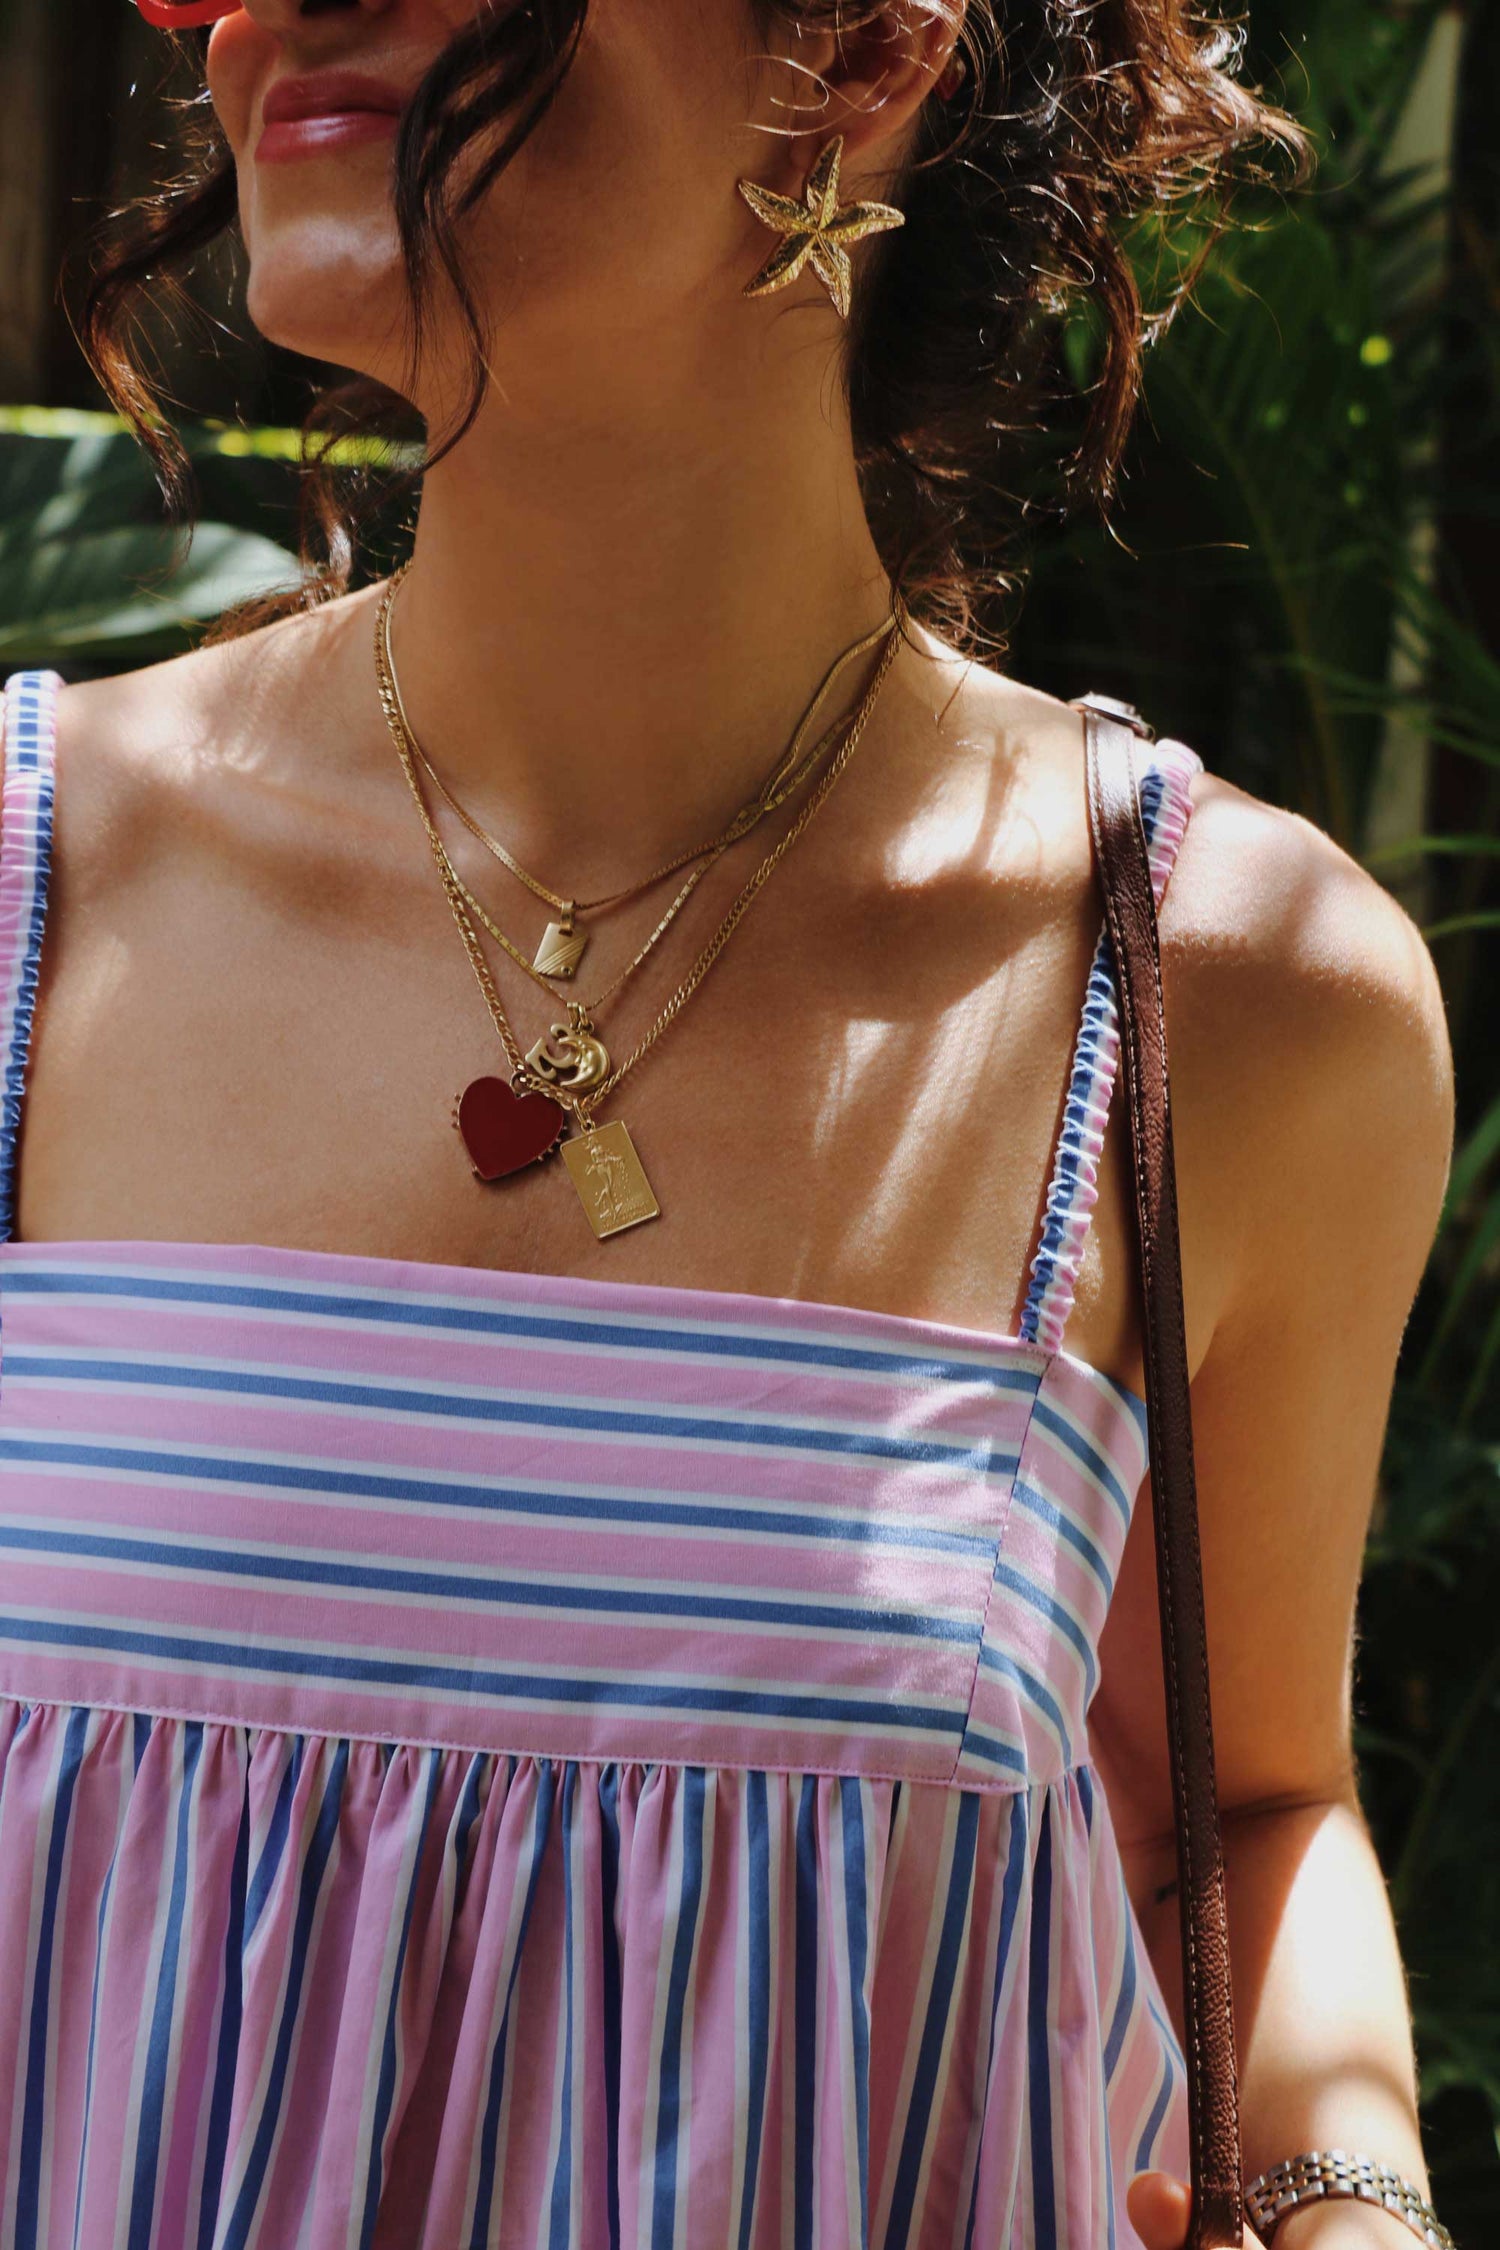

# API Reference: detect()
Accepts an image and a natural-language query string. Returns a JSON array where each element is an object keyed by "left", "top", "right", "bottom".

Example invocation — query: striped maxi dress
[{"left": 0, "top": 666, "right": 1199, "bottom": 2249}]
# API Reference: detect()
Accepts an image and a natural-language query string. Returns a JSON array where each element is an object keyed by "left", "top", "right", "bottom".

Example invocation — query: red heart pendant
[{"left": 456, "top": 1076, "right": 566, "bottom": 1181}]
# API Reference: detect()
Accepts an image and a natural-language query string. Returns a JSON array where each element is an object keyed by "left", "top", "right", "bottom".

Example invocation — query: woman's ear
[{"left": 757, "top": 2, "right": 967, "bottom": 182}]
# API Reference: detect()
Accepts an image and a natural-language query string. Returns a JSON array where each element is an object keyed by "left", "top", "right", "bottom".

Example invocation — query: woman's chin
[{"left": 244, "top": 263, "right": 407, "bottom": 380}]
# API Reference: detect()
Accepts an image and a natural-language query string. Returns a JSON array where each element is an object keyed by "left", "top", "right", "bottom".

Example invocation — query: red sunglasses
[{"left": 134, "top": 1, "right": 242, "bottom": 25}]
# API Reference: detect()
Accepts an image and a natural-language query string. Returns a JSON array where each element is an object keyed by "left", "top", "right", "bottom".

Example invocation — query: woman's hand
[{"left": 1126, "top": 2172, "right": 1259, "bottom": 2249}]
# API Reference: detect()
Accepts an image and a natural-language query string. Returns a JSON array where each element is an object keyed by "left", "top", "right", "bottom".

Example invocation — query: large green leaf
[
  {"left": 0, "top": 414, "right": 304, "bottom": 669},
  {"left": 0, "top": 522, "right": 300, "bottom": 666}
]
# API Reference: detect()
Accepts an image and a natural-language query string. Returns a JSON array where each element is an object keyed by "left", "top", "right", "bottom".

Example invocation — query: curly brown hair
[{"left": 74, "top": 0, "right": 1305, "bottom": 652}]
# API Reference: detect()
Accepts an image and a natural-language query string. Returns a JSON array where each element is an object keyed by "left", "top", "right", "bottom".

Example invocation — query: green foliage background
[{"left": 1, "top": 0, "right": 1498, "bottom": 2233}]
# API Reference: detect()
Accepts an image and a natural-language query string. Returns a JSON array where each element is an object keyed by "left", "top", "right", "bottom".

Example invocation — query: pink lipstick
[{"left": 257, "top": 70, "right": 405, "bottom": 164}]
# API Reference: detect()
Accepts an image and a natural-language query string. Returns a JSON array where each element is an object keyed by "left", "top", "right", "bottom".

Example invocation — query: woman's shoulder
[
  {"left": 946, "top": 659, "right": 1438, "bottom": 1000},
  {"left": 954, "top": 660, "right": 1452, "bottom": 1290},
  {"left": 1149, "top": 760, "right": 1455, "bottom": 1319},
  {"left": 40, "top": 589, "right": 374, "bottom": 886},
  {"left": 1166, "top": 762, "right": 1450, "bottom": 1118},
  {"left": 896, "top": 649, "right": 1447, "bottom": 1075},
  {"left": 49, "top": 588, "right": 357, "bottom": 760}
]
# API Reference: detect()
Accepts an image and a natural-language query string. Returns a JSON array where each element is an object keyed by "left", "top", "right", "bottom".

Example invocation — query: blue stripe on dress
[
  {"left": 962, "top": 1792, "right": 1033, "bottom": 2250},
  {"left": 976, "top": 1646, "right": 1075, "bottom": 1770},
  {"left": 468, "top": 1759, "right": 556, "bottom": 2249},
  {"left": 1078, "top": 1769, "right": 1143, "bottom": 2090},
  {"left": 1077, "top": 1769, "right": 1120, "bottom": 2250},
  {"left": 1009, "top": 1478, "right": 1115, "bottom": 1592},
  {"left": 1027, "top": 1797, "right": 1059, "bottom": 2250},
  {"left": 651, "top": 1764, "right": 708, "bottom": 2250},
  {"left": 1103, "top": 1913, "right": 1139, "bottom": 2084},
  {"left": 245, "top": 1739, "right": 303, "bottom": 1944},
  {"left": 884, "top": 1791, "right": 982, "bottom": 2250},
  {"left": 991, "top": 1562, "right": 1099, "bottom": 1697},
  {"left": 451, "top": 1752, "right": 487, "bottom": 1910},
  {"left": 0, "top": 1519, "right": 982, "bottom": 1645},
  {"left": 793, "top": 1772, "right": 818, "bottom": 2250},
  {"left": 74, "top": 1770, "right": 128, "bottom": 2250},
  {"left": 4, "top": 1350, "right": 1010, "bottom": 1475},
  {"left": 959, "top": 1730, "right": 1030, "bottom": 1775},
  {"left": 1134, "top": 1999, "right": 1182, "bottom": 2175},
  {"left": 0, "top": 1433, "right": 997, "bottom": 1561},
  {"left": 0, "top": 1612, "right": 967, "bottom": 1739},
  {"left": 359, "top": 1747, "right": 443, "bottom": 2250},
  {"left": 840, "top": 1776, "right": 872, "bottom": 2249},
  {"left": 1027, "top": 1401, "right": 1135, "bottom": 1523},
  {"left": 127, "top": 1721, "right": 205, "bottom": 2250},
  {"left": 546, "top": 1761, "right": 580, "bottom": 2250},
  {"left": 15, "top": 1705, "right": 88, "bottom": 2250},
  {"left": 737, "top": 1769, "right": 771, "bottom": 2250},
  {"left": 220, "top": 1741, "right": 348, "bottom": 2250},
  {"left": 0, "top": 1264, "right": 1045, "bottom": 1393},
  {"left": 196, "top": 1787, "right": 250, "bottom": 2250},
  {"left": 597, "top": 1763, "right": 623, "bottom": 2250}
]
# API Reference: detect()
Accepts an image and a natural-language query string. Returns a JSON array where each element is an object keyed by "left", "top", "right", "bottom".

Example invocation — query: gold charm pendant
[
  {"left": 523, "top": 1007, "right": 611, "bottom": 1094},
  {"left": 562, "top": 1121, "right": 660, "bottom": 1240},
  {"left": 533, "top": 911, "right": 586, "bottom": 980}
]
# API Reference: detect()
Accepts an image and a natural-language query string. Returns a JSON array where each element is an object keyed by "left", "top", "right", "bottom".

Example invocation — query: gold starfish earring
[{"left": 737, "top": 136, "right": 905, "bottom": 320}]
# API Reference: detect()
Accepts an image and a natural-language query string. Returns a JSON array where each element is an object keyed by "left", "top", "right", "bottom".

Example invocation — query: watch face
[{"left": 134, "top": 1, "right": 241, "bottom": 25}]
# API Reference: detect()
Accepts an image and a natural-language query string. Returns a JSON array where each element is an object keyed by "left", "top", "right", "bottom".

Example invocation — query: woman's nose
[{"left": 235, "top": 0, "right": 402, "bottom": 35}]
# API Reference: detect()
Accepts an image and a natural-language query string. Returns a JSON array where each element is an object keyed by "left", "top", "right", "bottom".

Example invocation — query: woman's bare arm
[{"left": 1091, "top": 779, "right": 1456, "bottom": 2244}]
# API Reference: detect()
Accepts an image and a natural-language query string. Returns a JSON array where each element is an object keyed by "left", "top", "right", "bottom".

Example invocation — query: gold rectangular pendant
[
  {"left": 534, "top": 920, "right": 587, "bottom": 979},
  {"left": 561, "top": 1121, "right": 661, "bottom": 1239}
]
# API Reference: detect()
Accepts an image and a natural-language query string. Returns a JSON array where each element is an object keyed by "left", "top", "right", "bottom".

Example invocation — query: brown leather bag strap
[{"left": 1081, "top": 705, "right": 1245, "bottom": 2248}]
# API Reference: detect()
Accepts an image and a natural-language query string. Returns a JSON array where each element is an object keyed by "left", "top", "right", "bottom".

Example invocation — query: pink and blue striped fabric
[
  {"left": 0, "top": 669, "right": 1200, "bottom": 2249},
  {"left": 1019, "top": 734, "right": 1202, "bottom": 1354}
]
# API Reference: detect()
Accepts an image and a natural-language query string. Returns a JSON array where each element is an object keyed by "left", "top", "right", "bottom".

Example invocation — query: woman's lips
[
  {"left": 256, "top": 71, "right": 404, "bottom": 164},
  {"left": 257, "top": 110, "right": 400, "bottom": 162}
]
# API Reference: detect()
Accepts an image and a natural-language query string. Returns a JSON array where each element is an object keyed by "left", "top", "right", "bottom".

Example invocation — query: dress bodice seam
[{"left": 1, "top": 1679, "right": 1113, "bottom": 1795}]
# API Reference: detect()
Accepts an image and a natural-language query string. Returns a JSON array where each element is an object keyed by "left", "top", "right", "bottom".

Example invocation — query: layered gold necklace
[
  {"left": 382, "top": 560, "right": 893, "bottom": 982},
  {"left": 375, "top": 572, "right": 901, "bottom": 1238}
]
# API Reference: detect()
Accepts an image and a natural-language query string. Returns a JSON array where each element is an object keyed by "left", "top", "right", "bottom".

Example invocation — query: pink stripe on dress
[{"left": 0, "top": 669, "right": 1198, "bottom": 2247}]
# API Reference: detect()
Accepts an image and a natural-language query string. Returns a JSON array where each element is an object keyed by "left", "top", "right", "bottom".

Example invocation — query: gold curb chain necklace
[
  {"left": 382, "top": 558, "right": 895, "bottom": 982},
  {"left": 376, "top": 569, "right": 898, "bottom": 1092},
  {"left": 375, "top": 571, "right": 901, "bottom": 1239}
]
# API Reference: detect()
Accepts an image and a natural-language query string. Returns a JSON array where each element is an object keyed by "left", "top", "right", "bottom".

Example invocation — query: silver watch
[{"left": 1243, "top": 2151, "right": 1455, "bottom": 2248}]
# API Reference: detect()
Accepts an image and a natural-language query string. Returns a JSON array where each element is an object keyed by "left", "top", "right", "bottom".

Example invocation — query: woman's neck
[{"left": 388, "top": 323, "right": 895, "bottom": 890}]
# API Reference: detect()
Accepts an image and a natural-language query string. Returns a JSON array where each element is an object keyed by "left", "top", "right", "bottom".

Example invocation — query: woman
[{"left": 0, "top": 1, "right": 1457, "bottom": 2245}]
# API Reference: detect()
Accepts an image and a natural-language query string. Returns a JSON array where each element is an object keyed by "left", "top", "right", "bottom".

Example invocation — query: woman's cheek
[{"left": 205, "top": 13, "right": 271, "bottom": 162}]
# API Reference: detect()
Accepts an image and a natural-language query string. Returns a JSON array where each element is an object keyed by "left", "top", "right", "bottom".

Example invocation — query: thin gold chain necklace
[
  {"left": 379, "top": 578, "right": 723, "bottom": 1021},
  {"left": 379, "top": 579, "right": 870, "bottom": 1025},
  {"left": 450, "top": 849, "right": 719, "bottom": 1016},
  {"left": 381, "top": 558, "right": 896, "bottom": 979},
  {"left": 420, "top": 725, "right": 867, "bottom": 1022},
  {"left": 375, "top": 575, "right": 902, "bottom": 1238}
]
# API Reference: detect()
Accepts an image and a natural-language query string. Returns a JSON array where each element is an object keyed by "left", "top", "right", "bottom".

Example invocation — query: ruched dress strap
[
  {"left": 0, "top": 671, "right": 62, "bottom": 1245},
  {"left": 1019, "top": 725, "right": 1203, "bottom": 1353}
]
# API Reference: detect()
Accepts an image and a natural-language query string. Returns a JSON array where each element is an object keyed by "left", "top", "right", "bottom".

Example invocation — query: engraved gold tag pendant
[
  {"left": 534, "top": 918, "right": 587, "bottom": 979},
  {"left": 561, "top": 1121, "right": 661, "bottom": 1239}
]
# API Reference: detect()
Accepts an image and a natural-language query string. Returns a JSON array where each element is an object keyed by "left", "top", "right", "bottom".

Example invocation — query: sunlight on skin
[
  {"left": 40, "top": 13, "right": 1451, "bottom": 2241},
  {"left": 200, "top": 0, "right": 939, "bottom": 869},
  {"left": 811, "top": 989, "right": 1000, "bottom": 1240}
]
